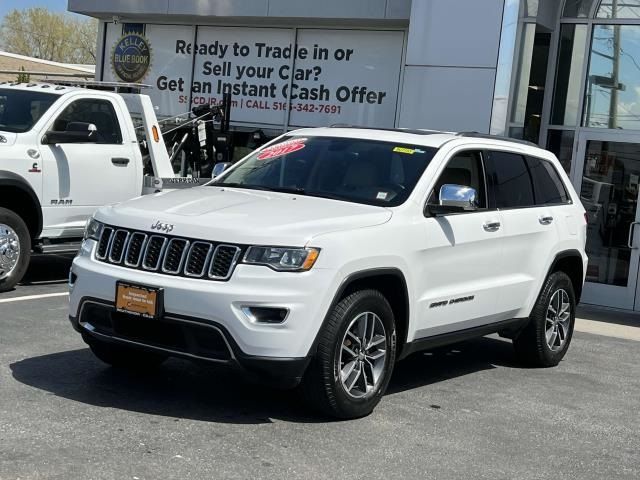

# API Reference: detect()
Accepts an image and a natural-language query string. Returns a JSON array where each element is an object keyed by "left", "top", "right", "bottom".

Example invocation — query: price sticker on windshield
[{"left": 257, "top": 138, "right": 307, "bottom": 160}]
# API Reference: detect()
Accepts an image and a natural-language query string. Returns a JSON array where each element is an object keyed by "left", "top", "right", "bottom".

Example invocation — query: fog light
[
  {"left": 241, "top": 306, "right": 289, "bottom": 324},
  {"left": 68, "top": 271, "right": 77, "bottom": 288}
]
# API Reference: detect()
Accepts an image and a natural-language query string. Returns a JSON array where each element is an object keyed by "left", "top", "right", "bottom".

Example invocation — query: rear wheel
[
  {"left": 85, "top": 336, "right": 167, "bottom": 370},
  {"left": 301, "top": 289, "right": 397, "bottom": 419},
  {"left": 0, "top": 208, "right": 31, "bottom": 292},
  {"left": 513, "top": 271, "right": 576, "bottom": 367}
]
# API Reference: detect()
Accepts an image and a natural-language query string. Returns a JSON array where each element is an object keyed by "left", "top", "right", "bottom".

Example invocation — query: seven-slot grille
[{"left": 96, "top": 227, "right": 241, "bottom": 281}]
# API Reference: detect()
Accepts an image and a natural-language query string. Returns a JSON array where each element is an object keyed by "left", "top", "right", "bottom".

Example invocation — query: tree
[
  {"left": 16, "top": 66, "right": 30, "bottom": 83},
  {"left": 0, "top": 8, "right": 98, "bottom": 64}
]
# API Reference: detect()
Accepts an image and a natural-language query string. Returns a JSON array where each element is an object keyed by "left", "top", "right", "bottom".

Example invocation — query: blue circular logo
[{"left": 112, "top": 33, "right": 152, "bottom": 82}]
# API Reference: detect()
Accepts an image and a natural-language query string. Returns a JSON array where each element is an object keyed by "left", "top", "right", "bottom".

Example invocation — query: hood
[
  {"left": 96, "top": 186, "right": 393, "bottom": 245},
  {"left": 0, "top": 131, "right": 17, "bottom": 146}
]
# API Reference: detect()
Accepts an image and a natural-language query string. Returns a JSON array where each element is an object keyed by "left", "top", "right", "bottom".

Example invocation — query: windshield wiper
[
  {"left": 265, "top": 186, "right": 306, "bottom": 195},
  {"left": 214, "top": 183, "right": 306, "bottom": 195},
  {"left": 212, "top": 182, "right": 270, "bottom": 191}
]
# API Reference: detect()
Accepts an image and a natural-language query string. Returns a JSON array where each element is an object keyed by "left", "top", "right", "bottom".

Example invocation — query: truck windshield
[
  {"left": 0, "top": 89, "right": 57, "bottom": 133},
  {"left": 213, "top": 136, "right": 437, "bottom": 207}
]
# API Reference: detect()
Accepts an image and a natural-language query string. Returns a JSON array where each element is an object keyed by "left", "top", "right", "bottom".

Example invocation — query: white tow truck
[{"left": 0, "top": 80, "right": 216, "bottom": 291}]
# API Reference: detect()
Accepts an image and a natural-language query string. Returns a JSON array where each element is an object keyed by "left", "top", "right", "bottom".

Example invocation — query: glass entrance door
[{"left": 575, "top": 131, "right": 640, "bottom": 310}]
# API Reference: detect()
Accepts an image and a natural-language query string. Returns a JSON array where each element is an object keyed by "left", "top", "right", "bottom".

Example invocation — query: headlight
[
  {"left": 84, "top": 217, "right": 104, "bottom": 241},
  {"left": 243, "top": 246, "right": 320, "bottom": 271}
]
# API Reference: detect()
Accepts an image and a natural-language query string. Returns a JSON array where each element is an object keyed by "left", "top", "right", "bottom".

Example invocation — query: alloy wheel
[
  {"left": 338, "top": 311, "right": 387, "bottom": 398},
  {"left": 0, "top": 223, "right": 20, "bottom": 281},
  {"left": 546, "top": 289, "right": 571, "bottom": 352}
]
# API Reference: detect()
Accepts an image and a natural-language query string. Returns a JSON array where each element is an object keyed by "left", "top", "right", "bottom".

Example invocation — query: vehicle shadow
[
  {"left": 20, "top": 254, "right": 75, "bottom": 286},
  {"left": 387, "top": 336, "right": 520, "bottom": 395},
  {"left": 10, "top": 336, "right": 520, "bottom": 424}
]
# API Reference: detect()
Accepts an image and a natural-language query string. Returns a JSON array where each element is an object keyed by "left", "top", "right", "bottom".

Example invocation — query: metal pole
[{"left": 609, "top": 0, "right": 620, "bottom": 129}]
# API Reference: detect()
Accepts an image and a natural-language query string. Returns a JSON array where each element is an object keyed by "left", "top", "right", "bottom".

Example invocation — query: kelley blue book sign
[{"left": 103, "top": 24, "right": 404, "bottom": 128}]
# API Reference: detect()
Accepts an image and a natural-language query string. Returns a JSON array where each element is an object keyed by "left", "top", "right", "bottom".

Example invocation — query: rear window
[{"left": 526, "top": 156, "right": 571, "bottom": 205}]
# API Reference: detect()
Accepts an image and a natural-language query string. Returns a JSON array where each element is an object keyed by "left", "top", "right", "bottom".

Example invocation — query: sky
[{"left": 0, "top": 0, "right": 69, "bottom": 20}]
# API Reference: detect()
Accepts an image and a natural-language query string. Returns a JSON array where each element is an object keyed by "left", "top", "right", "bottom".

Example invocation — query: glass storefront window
[
  {"left": 551, "top": 24, "right": 588, "bottom": 126},
  {"left": 584, "top": 25, "right": 640, "bottom": 129},
  {"left": 546, "top": 129, "right": 575, "bottom": 174},
  {"left": 510, "top": 27, "right": 550, "bottom": 143},
  {"left": 597, "top": 0, "right": 640, "bottom": 18},
  {"left": 563, "top": 0, "right": 598, "bottom": 17},
  {"left": 581, "top": 140, "right": 640, "bottom": 286},
  {"left": 511, "top": 24, "right": 536, "bottom": 126}
]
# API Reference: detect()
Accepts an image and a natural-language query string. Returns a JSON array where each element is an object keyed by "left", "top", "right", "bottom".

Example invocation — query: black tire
[
  {"left": 301, "top": 289, "right": 397, "bottom": 419},
  {"left": 0, "top": 207, "right": 31, "bottom": 293},
  {"left": 85, "top": 336, "right": 167, "bottom": 370},
  {"left": 513, "top": 271, "right": 576, "bottom": 367}
]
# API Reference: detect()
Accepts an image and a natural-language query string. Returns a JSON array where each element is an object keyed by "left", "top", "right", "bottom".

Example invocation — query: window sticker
[
  {"left": 393, "top": 147, "right": 415, "bottom": 155},
  {"left": 257, "top": 138, "right": 308, "bottom": 160},
  {"left": 376, "top": 191, "right": 389, "bottom": 200}
]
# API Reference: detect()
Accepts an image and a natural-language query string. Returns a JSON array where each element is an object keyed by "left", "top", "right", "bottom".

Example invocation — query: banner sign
[{"left": 103, "top": 24, "right": 404, "bottom": 129}]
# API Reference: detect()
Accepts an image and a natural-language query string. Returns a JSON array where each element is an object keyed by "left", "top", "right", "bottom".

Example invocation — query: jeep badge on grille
[{"left": 151, "top": 221, "right": 174, "bottom": 233}]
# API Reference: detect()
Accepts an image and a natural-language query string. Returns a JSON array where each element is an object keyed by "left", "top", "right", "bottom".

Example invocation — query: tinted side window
[
  {"left": 486, "top": 151, "right": 535, "bottom": 208},
  {"left": 53, "top": 99, "right": 122, "bottom": 144},
  {"left": 429, "top": 150, "right": 487, "bottom": 208},
  {"left": 526, "top": 156, "right": 570, "bottom": 205}
]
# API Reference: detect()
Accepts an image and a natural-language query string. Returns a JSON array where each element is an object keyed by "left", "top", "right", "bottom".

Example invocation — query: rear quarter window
[{"left": 526, "top": 156, "right": 571, "bottom": 205}]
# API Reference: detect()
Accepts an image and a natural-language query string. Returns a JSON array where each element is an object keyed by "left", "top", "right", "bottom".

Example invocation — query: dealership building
[{"left": 69, "top": 0, "right": 640, "bottom": 312}]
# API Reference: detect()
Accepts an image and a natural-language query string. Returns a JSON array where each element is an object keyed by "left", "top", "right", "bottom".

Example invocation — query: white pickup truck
[{"left": 0, "top": 81, "right": 208, "bottom": 291}]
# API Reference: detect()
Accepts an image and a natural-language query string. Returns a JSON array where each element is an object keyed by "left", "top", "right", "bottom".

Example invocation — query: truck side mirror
[
  {"left": 212, "top": 162, "right": 231, "bottom": 178},
  {"left": 43, "top": 122, "right": 97, "bottom": 144}
]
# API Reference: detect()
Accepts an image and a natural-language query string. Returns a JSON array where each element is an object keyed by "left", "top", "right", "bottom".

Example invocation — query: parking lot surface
[{"left": 1, "top": 256, "right": 639, "bottom": 480}]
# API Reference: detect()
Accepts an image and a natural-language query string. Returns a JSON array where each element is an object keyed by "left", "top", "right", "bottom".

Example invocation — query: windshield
[
  {"left": 0, "top": 88, "right": 58, "bottom": 133},
  {"left": 213, "top": 136, "right": 437, "bottom": 207}
]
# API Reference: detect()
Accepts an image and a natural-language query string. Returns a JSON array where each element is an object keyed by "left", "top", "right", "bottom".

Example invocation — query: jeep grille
[{"left": 95, "top": 227, "right": 242, "bottom": 281}]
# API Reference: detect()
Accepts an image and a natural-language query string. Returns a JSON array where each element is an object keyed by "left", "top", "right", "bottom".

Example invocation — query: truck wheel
[
  {"left": 85, "top": 336, "right": 167, "bottom": 370},
  {"left": 301, "top": 289, "right": 397, "bottom": 419},
  {"left": 513, "top": 271, "right": 576, "bottom": 367},
  {"left": 0, "top": 208, "right": 31, "bottom": 292}
]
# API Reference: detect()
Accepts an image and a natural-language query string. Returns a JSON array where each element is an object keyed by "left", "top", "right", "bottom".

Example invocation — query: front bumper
[
  {"left": 69, "top": 300, "right": 311, "bottom": 388},
  {"left": 69, "top": 240, "right": 339, "bottom": 386}
]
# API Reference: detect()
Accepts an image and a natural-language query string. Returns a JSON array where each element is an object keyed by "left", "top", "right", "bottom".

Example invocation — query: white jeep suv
[{"left": 68, "top": 127, "right": 587, "bottom": 419}]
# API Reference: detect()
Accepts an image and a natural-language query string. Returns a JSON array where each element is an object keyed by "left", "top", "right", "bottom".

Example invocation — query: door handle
[
  {"left": 628, "top": 222, "right": 640, "bottom": 249},
  {"left": 539, "top": 216, "right": 554, "bottom": 225},
  {"left": 111, "top": 157, "right": 130, "bottom": 166},
  {"left": 483, "top": 221, "right": 501, "bottom": 232}
]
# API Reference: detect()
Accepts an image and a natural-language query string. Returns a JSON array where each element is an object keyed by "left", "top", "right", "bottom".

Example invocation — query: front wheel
[
  {"left": 0, "top": 208, "right": 31, "bottom": 293},
  {"left": 513, "top": 271, "right": 576, "bottom": 367},
  {"left": 301, "top": 289, "right": 397, "bottom": 419}
]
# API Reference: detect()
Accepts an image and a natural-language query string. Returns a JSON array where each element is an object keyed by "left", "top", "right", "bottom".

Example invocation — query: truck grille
[{"left": 96, "top": 227, "right": 242, "bottom": 281}]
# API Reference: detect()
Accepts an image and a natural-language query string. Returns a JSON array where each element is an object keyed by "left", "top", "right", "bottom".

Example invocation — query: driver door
[{"left": 39, "top": 97, "right": 139, "bottom": 237}]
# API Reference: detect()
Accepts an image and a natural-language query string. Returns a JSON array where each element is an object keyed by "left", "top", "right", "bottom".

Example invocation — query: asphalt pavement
[{"left": 0, "top": 255, "right": 638, "bottom": 480}]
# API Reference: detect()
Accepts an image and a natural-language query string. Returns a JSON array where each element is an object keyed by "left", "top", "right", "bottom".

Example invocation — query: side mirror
[
  {"left": 427, "top": 184, "right": 478, "bottom": 216},
  {"left": 212, "top": 162, "right": 231, "bottom": 178},
  {"left": 42, "top": 122, "right": 97, "bottom": 144}
]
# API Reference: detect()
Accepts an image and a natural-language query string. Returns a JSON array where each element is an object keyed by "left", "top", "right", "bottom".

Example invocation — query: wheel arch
[
  {"left": 547, "top": 250, "right": 584, "bottom": 303},
  {"left": 0, "top": 171, "right": 43, "bottom": 241},
  {"left": 309, "top": 267, "right": 411, "bottom": 359}
]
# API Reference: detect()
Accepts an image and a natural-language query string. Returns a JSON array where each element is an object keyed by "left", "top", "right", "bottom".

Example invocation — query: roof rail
[
  {"left": 47, "top": 79, "right": 151, "bottom": 94},
  {"left": 456, "top": 132, "right": 539, "bottom": 148},
  {"left": 328, "top": 124, "right": 444, "bottom": 136}
]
